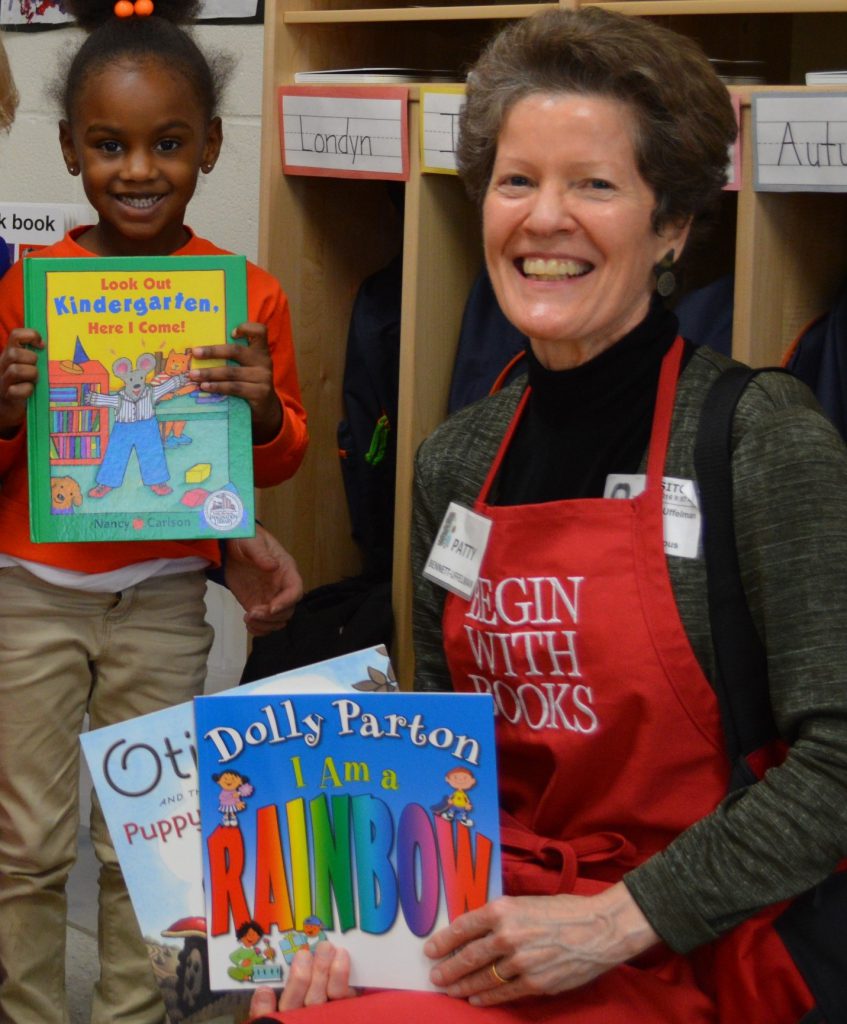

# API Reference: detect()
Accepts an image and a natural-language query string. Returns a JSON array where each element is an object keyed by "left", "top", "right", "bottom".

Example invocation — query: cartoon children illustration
[
  {"left": 303, "top": 914, "right": 328, "bottom": 950},
  {"left": 431, "top": 766, "right": 477, "bottom": 828},
  {"left": 212, "top": 769, "right": 253, "bottom": 828},
  {"left": 278, "top": 915, "right": 328, "bottom": 964},
  {"left": 227, "top": 920, "right": 281, "bottom": 983}
]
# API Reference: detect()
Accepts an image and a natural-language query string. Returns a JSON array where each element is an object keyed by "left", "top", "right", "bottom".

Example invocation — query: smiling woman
[
  {"left": 407, "top": 8, "right": 847, "bottom": 1024},
  {"left": 241, "top": 13, "right": 846, "bottom": 1024},
  {"left": 237, "top": 8, "right": 847, "bottom": 1024},
  {"left": 482, "top": 93, "right": 689, "bottom": 369}
]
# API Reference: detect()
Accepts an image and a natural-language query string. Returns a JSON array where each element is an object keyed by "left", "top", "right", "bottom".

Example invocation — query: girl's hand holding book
[
  {"left": 190, "top": 322, "right": 283, "bottom": 444},
  {"left": 0, "top": 327, "right": 42, "bottom": 438}
]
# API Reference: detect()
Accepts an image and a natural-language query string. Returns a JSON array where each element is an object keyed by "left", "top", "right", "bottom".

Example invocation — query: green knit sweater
[{"left": 412, "top": 344, "right": 847, "bottom": 954}]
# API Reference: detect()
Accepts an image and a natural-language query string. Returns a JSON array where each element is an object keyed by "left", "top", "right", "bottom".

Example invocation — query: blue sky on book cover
[
  {"left": 79, "top": 646, "right": 394, "bottom": 1022},
  {"left": 195, "top": 691, "right": 502, "bottom": 993}
]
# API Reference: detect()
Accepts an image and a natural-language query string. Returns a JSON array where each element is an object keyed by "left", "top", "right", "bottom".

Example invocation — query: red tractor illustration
[{"left": 160, "top": 916, "right": 212, "bottom": 1018}]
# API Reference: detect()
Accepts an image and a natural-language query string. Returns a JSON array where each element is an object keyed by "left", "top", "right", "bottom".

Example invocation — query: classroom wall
[
  {"left": 0, "top": 21, "right": 264, "bottom": 262},
  {"left": 0, "top": 20, "right": 267, "bottom": 687}
]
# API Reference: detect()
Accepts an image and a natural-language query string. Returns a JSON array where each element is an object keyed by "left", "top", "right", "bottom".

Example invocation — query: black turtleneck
[{"left": 493, "top": 301, "right": 686, "bottom": 505}]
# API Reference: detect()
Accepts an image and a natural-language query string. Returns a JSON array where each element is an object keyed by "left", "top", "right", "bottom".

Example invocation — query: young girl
[{"left": 0, "top": 2, "right": 308, "bottom": 1021}]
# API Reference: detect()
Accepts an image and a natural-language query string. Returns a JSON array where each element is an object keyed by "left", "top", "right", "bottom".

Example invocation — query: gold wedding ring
[{"left": 490, "top": 963, "right": 508, "bottom": 985}]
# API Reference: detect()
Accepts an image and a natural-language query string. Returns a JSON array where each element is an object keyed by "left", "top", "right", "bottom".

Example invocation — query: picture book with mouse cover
[
  {"left": 194, "top": 688, "right": 502, "bottom": 994},
  {"left": 24, "top": 254, "right": 255, "bottom": 543},
  {"left": 80, "top": 646, "right": 398, "bottom": 1024}
]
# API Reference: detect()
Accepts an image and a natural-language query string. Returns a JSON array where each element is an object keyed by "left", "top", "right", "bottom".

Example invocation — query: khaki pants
[{"left": 0, "top": 567, "right": 213, "bottom": 1024}]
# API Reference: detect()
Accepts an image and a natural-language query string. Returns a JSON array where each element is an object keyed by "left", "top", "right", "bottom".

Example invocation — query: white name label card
[
  {"left": 754, "top": 91, "right": 847, "bottom": 191},
  {"left": 278, "top": 86, "right": 409, "bottom": 181},
  {"left": 420, "top": 87, "right": 466, "bottom": 175}
]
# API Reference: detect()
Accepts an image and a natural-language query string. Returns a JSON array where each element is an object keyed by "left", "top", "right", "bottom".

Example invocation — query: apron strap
[
  {"left": 500, "top": 810, "right": 636, "bottom": 896},
  {"left": 645, "top": 336, "right": 685, "bottom": 489}
]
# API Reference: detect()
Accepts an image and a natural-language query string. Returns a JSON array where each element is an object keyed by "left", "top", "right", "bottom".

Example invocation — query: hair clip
[{"left": 114, "top": 0, "right": 154, "bottom": 16}]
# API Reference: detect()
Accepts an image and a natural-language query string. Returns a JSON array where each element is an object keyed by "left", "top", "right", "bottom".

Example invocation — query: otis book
[
  {"left": 195, "top": 690, "right": 501, "bottom": 993},
  {"left": 24, "top": 254, "right": 254, "bottom": 542}
]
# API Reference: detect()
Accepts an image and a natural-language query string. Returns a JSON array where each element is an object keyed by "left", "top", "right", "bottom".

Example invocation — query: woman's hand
[
  {"left": 249, "top": 943, "right": 356, "bottom": 1017},
  {"left": 190, "top": 323, "right": 282, "bottom": 443},
  {"left": 0, "top": 328, "right": 42, "bottom": 437},
  {"left": 424, "top": 882, "right": 659, "bottom": 1007},
  {"left": 224, "top": 525, "right": 303, "bottom": 636}
]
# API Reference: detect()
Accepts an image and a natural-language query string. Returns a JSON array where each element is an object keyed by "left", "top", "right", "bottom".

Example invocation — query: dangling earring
[{"left": 654, "top": 249, "right": 676, "bottom": 298}]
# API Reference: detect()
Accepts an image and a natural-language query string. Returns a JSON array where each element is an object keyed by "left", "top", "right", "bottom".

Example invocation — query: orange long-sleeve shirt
[{"left": 0, "top": 227, "right": 308, "bottom": 572}]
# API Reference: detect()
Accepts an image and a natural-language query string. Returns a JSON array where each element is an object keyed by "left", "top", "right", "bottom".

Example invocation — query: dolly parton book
[
  {"left": 24, "top": 254, "right": 254, "bottom": 542},
  {"left": 80, "top": 646, "right": 397, "bottom": 1024},
  {"left": 194, "top": 690, "right": 501, "bottom": 993}
]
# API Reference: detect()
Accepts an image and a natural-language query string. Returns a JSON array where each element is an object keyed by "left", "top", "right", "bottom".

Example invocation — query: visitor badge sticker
[
  {"left": 604, "top": 474, "right": 701, "bottom": 558},
  {"left": 424, "top": 501, "right": 492, "bottom": 599}
]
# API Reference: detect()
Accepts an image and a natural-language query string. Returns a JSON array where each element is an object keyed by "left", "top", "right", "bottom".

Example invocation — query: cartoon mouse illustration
[{"left": 87, "top": 353, "right": 187, "bottom": 499}]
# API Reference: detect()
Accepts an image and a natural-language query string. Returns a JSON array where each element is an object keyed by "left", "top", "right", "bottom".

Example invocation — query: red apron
[{"left": 441, "top": 339, "right": 815, "bottom": 1022}]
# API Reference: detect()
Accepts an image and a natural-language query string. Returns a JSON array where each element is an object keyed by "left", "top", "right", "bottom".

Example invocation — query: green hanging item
[{"left": 364, "top": 414, "right": 391, "bottom": 467}]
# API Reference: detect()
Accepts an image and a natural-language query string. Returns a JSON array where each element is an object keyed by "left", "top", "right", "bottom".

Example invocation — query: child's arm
[
  {"left": 0, "top": 327, "right": 42, "bottom": 440},
  {"left": 187, "top": 270, "right": 308, "bottom": 488},
  {"left": 224, "top": 525, "right": 304, "bottom": 636}
]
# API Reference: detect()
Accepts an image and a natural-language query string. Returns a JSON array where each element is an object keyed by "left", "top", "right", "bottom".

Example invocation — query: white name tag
[
  {"left": 423, "top": 501, "right": 492, "bottom": 599},
  {"left": 604, "top": 474, "right": 701, "bottom": 559}
]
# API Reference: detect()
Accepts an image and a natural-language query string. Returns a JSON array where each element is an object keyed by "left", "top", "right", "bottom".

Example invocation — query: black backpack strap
[
  {"left": 693, "top": 365, "right": 782, "bottom": 788},
  {"left": 696, "top": 364, "right": 847, "bottom": 1022}
]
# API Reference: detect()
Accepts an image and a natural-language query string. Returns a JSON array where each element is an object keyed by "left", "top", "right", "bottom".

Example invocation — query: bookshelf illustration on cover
[
  {"left": 24, "top": 254, "right": 255, "bottom": 543},
  {"left": 80, "top": 646, "right": 398, "bottom": 1024},
  {"left": 194, "top": 689, "right": 501, "bottom": 994}
]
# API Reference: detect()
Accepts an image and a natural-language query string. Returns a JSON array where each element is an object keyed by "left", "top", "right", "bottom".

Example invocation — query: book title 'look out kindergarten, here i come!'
[{"left": 24, "top": 254, "right": 255, "bottom": 543}]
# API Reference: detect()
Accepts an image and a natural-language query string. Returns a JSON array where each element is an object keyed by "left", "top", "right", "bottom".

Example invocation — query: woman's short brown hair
[
  {"left": 457, "top": 7, "right": 737, "bottom": 234},
  {"left": 0, "top": 36, "right": 19, "bottom": 134}
]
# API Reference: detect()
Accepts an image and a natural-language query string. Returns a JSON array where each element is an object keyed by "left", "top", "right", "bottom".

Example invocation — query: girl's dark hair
[
  {"left": 60, "top": 0, "right": 230, "bottom": 122},
  {"left": 458, "top": 7, "right": 737, "bottom": 235}
]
